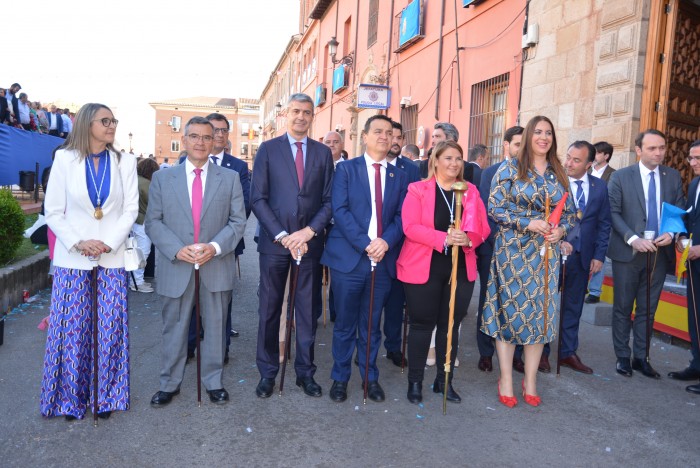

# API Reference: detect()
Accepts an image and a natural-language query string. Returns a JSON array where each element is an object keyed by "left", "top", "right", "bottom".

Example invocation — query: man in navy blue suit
[
  {"left": 251, "top": 93, "right": 333, "bottom": 399},
  {"left": 559, "top": 141, "right": 612, "bottom": 373},
  {"left": 476, "top": 125, "right": 523, "bottom": 372},
  {"left": 672, "top": 140, "right": 700, "bottom": 394},
  {"left": 322, "top": 115, "right": 409, "bottom": 403},
  {"left": 382, "top": 120, "right": 420, "bottom": 367}
]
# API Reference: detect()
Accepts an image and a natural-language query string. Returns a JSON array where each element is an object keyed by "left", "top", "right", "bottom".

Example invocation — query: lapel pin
[{"left": 389, "top": 172, "right": 394, "bottom": 178}]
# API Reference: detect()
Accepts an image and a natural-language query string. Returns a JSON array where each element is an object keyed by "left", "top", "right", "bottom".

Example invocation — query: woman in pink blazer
[{"left": 397, "top": 141, "right": 490, "bottom": 404}]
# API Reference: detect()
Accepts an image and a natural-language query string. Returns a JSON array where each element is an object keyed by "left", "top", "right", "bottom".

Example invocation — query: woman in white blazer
[{"left": 40, "top": 103, "right": 138, "bottom": 421}]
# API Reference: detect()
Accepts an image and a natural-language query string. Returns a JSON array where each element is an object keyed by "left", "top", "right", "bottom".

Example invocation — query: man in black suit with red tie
[{"left": 251, "top": 93, "right": 334, "bottom": 398}]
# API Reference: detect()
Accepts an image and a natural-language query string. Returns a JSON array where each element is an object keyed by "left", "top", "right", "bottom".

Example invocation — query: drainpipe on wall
[
  {"left": 435, "top": 0, "right": 447, "bottom": 120},
  {"left": 516, "top": 0, "right": 530, "bottom": 125}
]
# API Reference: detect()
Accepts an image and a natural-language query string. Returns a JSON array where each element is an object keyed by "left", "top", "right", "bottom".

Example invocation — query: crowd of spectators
[{"left": 1, "top": 82, "right": 73, "bottom": 137}]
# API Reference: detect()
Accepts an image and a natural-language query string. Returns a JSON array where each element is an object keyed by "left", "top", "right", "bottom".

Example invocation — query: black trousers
[{"left": 403, "top": 252, "right": 474, "bottom": 383}]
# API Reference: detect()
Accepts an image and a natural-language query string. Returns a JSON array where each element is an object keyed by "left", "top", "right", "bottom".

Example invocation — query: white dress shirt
[
  {"left": 364, "top": 154, "right": 387, "bottom": 240},
  {"left": 184, "top": 159, "right": 220, "bottom": 255},
  {"left": 627, "top": 162, "right": 661, "bottom": 245},
  {"left": 590, "top": 163, "right": 608, "bottom": 179},
  {"left": 569, "top": 173, "right": 589, "bottom": 211},
  {"left": 209, "top": 150, "right": 224, "bottom": 166}
]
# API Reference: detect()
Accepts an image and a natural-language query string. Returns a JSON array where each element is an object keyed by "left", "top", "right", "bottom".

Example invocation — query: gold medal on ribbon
[
  {"left": 94, "top": 205, "right": 104, "bottom": 220},
  {"left": 576, "top": 210, "right": 583, "bottom": 219}
]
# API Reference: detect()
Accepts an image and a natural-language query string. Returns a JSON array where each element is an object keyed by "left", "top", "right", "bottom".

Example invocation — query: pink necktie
[
  {"left": 373, "top": 163, "right": 383, "bottom": 237},
  {"left": 294, "top": 142, "right": 304, "bottom": 188},
  {"left": 192, "top": 168, "right": 203, "bottom": 243}
]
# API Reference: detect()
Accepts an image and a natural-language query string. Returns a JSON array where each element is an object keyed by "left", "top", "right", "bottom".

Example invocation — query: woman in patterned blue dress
[
  {"left": 481, "top": 116, "right": 576, "bottom": 408},
  {"left": 41, "top": 103, "right": 138, "bottom": 420}
]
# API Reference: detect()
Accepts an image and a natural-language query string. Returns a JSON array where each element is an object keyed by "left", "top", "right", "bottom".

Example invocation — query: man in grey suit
[
  {"left": 607, "top": 129, "right": 684, "bottom": 379},
  {"left": 146, "top": 116, "right": 246, "bottom": 406}
]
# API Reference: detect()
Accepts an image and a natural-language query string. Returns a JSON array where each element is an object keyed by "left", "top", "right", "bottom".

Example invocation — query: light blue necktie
[
  {"left": 575, "top": 180, "right": 586, "bottom": 213},
  {"left": 646, "top": 172, "right": 658, "bottom": 236}
]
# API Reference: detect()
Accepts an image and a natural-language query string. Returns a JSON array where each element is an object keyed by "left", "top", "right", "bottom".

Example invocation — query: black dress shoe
[
  {"left": 584, "top": 294, "right": 600, "bottom": 304},
  {"left": 187, "top": 347, "right": 195, "bottom": 362},
  {"left": 97, "top": 411, "right": 112, "bottom": 420},
  {"left": 207, "top": 388, "right": 229, "bottom": 405},
  {"left": 538, "top": 354, "right": 551, "bottom": 373},
  {"left": 329, "top": 380, "right": 348, "bottom": 402},
  {"left": 386, "top": 351, "right": 406, "bottom": 367},
  {"left": 478, "top": 356, "right": 493, "bottom": 372},
  {"left": 687, "top": 383, "right": 700, "bottom": 394},
  {"left": 224, "top": 352, "right": 230, "bottom": 365},
  {"left": 616, "top": 358, "right": 633, "bottom": 377},
  {"left": 255, "top": 378, "right": 275, "bottom": 398},
  {"left": 363, "top": 381, "right": 385, "bottom": 402},
  {"left": 433, "top": 377, "right": 461, "bottom": 403},
  {"left": 513, "top": 356, "right": 525, "bottom": 374},
  {"left": 632, "top": 358, "right": 661, "bottom": 379},
  {"left": 230, "top": 329, "right": 239, "bottom": 338},
  {"left": 296, "top": 376, "right": 322, "bottom": 397},
  {"left": 407, "top": 381, "right": 422, "bottom": 404},
  {"left": 151, "top": 389, "right": 180, "bottom": 407},
  {"left": 668, "top": 367, "right": 700, "bottom": 381}
]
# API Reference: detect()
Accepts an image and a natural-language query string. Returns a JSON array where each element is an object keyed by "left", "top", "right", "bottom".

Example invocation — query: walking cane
[
  {"left": 236, "top": 256, "right": 241, "bottom": 279},
  {"left": 194, "top": 250, "right": 202, "bottom": 407},
  {"left": 688, "top": 258, "right": 700, "bottom": 357},
  {"left": 364, "top": 259, "right": 378, "bottom": 404},
  {"left": 90, "top": 265, "right": 99, "bottom": 427},
  {"left": 643, "top": 231, "right": 655, "bottom": 363},
  {"left": 443, "top": 181, "right": 467, "bottom": 415},
  {"left": 401, "top": 306, "right": 408, "bottom": 374},
  {"left": 323, "top": 266, "right": 328, "bottom": 328},
  {"left": 556, "top": 253, "right": 568, "bottom": 376},
  {"left": 279, "top": 250, "right": 302, "bottom": 396}
]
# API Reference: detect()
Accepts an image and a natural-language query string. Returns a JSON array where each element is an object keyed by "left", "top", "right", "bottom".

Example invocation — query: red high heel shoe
[
  {"left": 522, "top": 381, "right": 541, "bottom": 407},
  {"left": 498, "top": 380, "right": 518, "bottom": 408}
]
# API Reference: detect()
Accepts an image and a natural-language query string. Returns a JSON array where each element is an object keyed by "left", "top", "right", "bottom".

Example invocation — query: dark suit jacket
[
  {"left": 566, "top": 175, "right": 612, "bottom": 270},
  {"left": 221, "top": 153, "right": 250, "bottom": 256},
  {"left": 588, "top": 165, "right": 616, "bottom": 183},
  {"left": 47, "top": 112, "right": 63, "bottom": 133},
  {"left": 607, "top": 163, "right": 685, "bottom": 264},
  {"left": 0, "top": 96, "right": 8, "bottom": 124},
  {"left": 469, "top": 161, "right": 483, "bottom": 188},
  {"left": 251, "top": 133, "right": 333, "bottom": 257},
  {"left": 685, "top": 177, "right": 700, "bottom": 266},
  {"left": 394, "top": 155, "right": 421, "bottom": 183},
  {"left": 321, "top": 156, "right": 408, "bottom": 278},
  {"left": 478, "top": 161, "right": 504, "bottom": 251}
]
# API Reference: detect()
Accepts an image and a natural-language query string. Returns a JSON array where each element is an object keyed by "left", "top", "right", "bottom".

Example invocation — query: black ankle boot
[
  {"left": 433, "top": 376, "right": 461, "bottom": 403},
  {"left": 407, "top": 381, "right": 422, "bottom": 404}
]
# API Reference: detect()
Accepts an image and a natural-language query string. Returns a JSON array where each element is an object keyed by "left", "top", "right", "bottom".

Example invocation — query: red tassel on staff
[{"left": 548, "top": 192, "right": 568, "bottom": 226}]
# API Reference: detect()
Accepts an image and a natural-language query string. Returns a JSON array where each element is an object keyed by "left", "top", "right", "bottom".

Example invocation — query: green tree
[{"left": 0, "top": 190, "right": 25, "bottom": 264}]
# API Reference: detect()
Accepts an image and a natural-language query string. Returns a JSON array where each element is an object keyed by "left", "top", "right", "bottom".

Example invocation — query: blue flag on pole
[{"left": 659, "top": 202, "right": 687, "bottom": 234}]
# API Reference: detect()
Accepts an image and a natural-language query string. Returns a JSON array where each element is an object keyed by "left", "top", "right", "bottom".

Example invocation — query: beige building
[
  {"left": 520, "top": 0, "right": 700, "bottom": 189},
  {"left": 149, "top": 97, "right": 260, "bottom": 168}
]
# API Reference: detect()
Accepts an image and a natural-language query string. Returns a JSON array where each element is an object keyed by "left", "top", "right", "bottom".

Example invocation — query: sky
[{"left": 4, "top": 0, "right": 300, "bottom": 154}]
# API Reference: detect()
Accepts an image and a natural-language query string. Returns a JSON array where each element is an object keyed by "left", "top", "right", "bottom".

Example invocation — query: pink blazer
[{"left": 397, "top": 178, "right": 490, "bottom": 284}]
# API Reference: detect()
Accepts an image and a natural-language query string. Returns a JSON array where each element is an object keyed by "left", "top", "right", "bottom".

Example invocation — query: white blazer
[{"left": 45, "top": 148, "right": 138, "bottom": 270}]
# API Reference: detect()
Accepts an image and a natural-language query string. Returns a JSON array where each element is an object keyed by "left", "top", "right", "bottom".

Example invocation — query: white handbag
[{"left": 124, "top": 237, "right": 146, "bottom": 271}]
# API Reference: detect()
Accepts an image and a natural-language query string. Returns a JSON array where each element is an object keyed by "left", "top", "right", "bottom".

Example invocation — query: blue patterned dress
[{"left": 481, "top": 159, "right": 576, "bottom": 344}]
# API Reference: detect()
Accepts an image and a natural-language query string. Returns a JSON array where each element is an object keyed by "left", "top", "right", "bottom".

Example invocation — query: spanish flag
[{"left": 677, "top": 234, "right": 692, "bottom": 283}]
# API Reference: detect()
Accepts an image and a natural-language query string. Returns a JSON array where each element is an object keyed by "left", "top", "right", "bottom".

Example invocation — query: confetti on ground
[
  {"left": 418, "top": 403, "right": 424, "bottom": 409},
  {"left": 246, "top": 427, "right": 252, "bottom": 433},
  {"left": 486, "top": 406, "right": 495, "bottom": 411},
  {"left": 318, "top": 343, "right": 325, "bottom": 346},
  {"left": 354, "top": 406, "right": 359, "bottom": 411},
  {"left": 687, "top": 402, "right": 696, "bottom": 406},
  {"left": 384, "top": 410, "right": 388, "bottom": 413},
  {"left": 605, "top": 448, "right": 611, "bottom": 452},
  {"left": 650, "top": 429, "right": 656, "bottom": 434},
  {"left": 238, "top": 379, "right": 245, "bottom": 383},
  {"left": 416, "top": 414, "right": 424, "bottom": 419}
]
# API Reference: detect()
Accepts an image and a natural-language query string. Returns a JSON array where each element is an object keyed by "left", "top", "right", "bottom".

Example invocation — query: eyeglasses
[
  {"left": 213, "top": 128, "right": 229, "bottom": 134},
  {"left": 186, "top": 134, "right": 214, "bottom": 142},
  {"left": 92, "top": 118, "right": 119, "bottom": 127},
  {"left": 687, "top": 156, "right": 700, "bottom": 163}
]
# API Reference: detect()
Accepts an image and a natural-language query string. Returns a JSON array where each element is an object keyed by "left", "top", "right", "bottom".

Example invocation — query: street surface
[{"left": 0, "top": 217, "right": 697, "bottom": 467}]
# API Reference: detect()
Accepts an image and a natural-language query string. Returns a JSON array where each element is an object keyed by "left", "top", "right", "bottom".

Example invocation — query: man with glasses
[
  {"left": 251, "top": 93, "right": 333, "bottom": 399},
  {"left": 147, "top": 116, "right": 246, "bottom": 407},
  {"left": 672, "top": 140, "right": 700, "bottom": 394}
]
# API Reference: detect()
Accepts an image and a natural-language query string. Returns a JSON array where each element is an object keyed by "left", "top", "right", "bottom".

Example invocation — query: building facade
[
  {"left": 149, "top": 97, "right": 260, "bottom": 168},
  {"left": 260, "top": 0, "right": 525, "bottom": 164}
]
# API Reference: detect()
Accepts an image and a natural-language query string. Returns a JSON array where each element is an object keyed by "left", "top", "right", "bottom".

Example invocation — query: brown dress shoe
[
  {"left": 560, "top": 354, "right": 593, "bottom": 374},
  {"left": 478, "top": 356, "right": 493, "bottom": 372},
  {"left": 538, "top": 354, "right": 551, "bottom": 373},
  {"left": 513, "top": 356, "right": 525, "bottom": 374}
]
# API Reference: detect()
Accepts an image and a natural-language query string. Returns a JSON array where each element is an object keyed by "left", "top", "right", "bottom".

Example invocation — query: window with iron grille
[
  {"left": 469, "top": 73, "right": 509, "bottom": 166},
  {"left": 400, "top": 104, "right": 419, "bottom": 145},
  {"left": 368, "top": 0, "right": 379, "bottom": 48}
]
